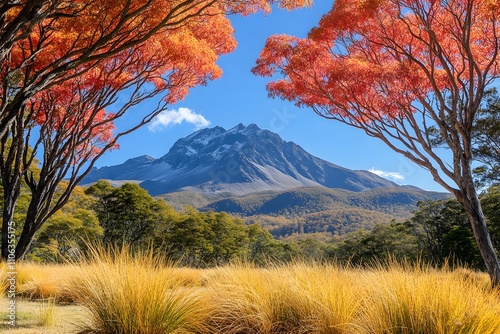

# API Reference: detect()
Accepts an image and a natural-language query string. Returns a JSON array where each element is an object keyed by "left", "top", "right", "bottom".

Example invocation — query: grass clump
[
  {"left": 16, "top": 263, "right": 77, "bottom": 303},
  {"left": 69, "top": 245, "right": 209, "bottom": 334},
  {"left": 205, "top": 262, "right": 361, "bottom": 333},
  {"left": 5, "top": 255, "right": 500, "bottom": 334},
  {"left": 0, "top": 263, "right": 9, "bottom": 296},
  {"left": 356, "top": 261, "right": 500, "bottom": 334},
  {"left": 36, "top": 298, "right": 57, "bottom": 327}
]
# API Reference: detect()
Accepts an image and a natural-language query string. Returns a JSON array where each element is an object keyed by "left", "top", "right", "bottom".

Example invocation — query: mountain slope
[
  {"left": 83, "top": 123, "right": 400, "bottom": 195},
  {"left": 161, "top": 186, "right": 449, "bottom": 237},
  {"left": 203, "top": 186, "right": 447, "bottom": 217}
]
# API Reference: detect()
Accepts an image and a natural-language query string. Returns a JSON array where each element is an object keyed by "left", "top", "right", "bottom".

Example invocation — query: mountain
[
  {"left": 83, "top": 123, "right": 450, "bottom": 237},
  {"left": 82, "top": 123, "right": 401, "bottom": 195}
]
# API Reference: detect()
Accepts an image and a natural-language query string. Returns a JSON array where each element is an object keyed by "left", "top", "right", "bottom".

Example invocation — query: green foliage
[
  {"left": 409, "top": 199, "right": 484, "bottom": 268},
  {"left": 282, "top": 234, "right": 329, "bottom": 262},
  {"left": 442, "top": 226, "right": 480, "bottom": 268},
  {"left": 246, "top": 223, "right": 299, "bottom": 265},
  {"left": 27, "top": 185, "right": 103, "bottom": 262},
  {"left": 480, "top": 185, "right": 500, "bottom": 250},
  {"left": 83, "top": 181, "right": 296, "bottom": 267},
  {"left": 328, "top": 221, "right": 420, "bottom": 265},
  {"left": 161, "top": 209, "right": 297, "bottom": 267},
  {"left": 161, "top": 208, "right": 249, "bottom": 267},
  {"left": 206, "top": 211, "right": 248, "bottom": 265},
  {"left": 85, "top": 181, "right": 178, "bottom": 249},
  {"left": 472, "top": 89, "right": 500, "bottom": 187}
]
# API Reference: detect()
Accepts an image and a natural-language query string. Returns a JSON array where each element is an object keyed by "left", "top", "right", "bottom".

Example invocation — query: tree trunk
[
  {"left": 459, "top": 181, "right": 500, "bottom": 286},
  {"left": 14, "top": 225, "right": 36, "bottom": 260},
  {"left": 13, "top": 196, "right": 43, "bottom": 260},
  {"left": 1, "top": 181, "right": 20, "bottom": 260},
  {"left": 1, "top": 197, "right": 16, "bottom": 260}
]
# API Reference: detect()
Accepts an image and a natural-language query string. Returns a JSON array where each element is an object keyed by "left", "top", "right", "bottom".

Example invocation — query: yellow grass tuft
[
  {"left": 0, "top": 263, "right": 8, "bottom": 296},
  {"left": 15, "top": 262, "right": 77, "bottom": 303},
  {"left": 36, "top": 298, "right": 57, "bottom": 327},
  {"left": 68, "top": 245, "right": 209, "bottom": 334},
  {"left": 204, "top": 262, "right": 361, "bottom": 333},
  {"left": 355, "top": 261, "right": 500, "bottom": 334}
]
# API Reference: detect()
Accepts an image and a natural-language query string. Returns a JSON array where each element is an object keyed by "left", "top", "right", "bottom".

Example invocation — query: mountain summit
[{"left": 82, "top": 123, "right": 400, "bottom": 195}]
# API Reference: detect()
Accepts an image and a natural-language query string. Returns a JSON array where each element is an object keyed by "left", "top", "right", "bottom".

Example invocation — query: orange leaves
[
  {"left": 254, "top": 34, "right": 345, "bottom": 108},
  {"left": 15, "top": 0, "right": 238, "bottom": 144},
  {"left": 483, "top": 0, "right": 500, "bottom": 16},
  {"left": 276, "top": 0, "right": 313, "bottom": 10},
  {"left": 4, "top": 0, "right": 312, "bottom": 167},
  {"left": 309, "top": 0, "right": 386, "bottom": 41},
  {"left": 255, "top": 0, "right": 500, "bottom": 123},
  {"left": 5, "top": 0, "right": 311, "bottom": 100},
  {"left": 253, "top": 34, "right": 300, "bottom": 77},
  {"left": 143, "top": 11, "right": 235, "bottom": 103},
  {"left": 222, "top": 0, "right": 311, "bottom": 16},
  {"left": 29, "top": 79, "right": 118, "bottom": 162}
]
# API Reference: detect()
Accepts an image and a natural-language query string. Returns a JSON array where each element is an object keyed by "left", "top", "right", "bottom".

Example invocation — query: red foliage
[
  {"left": 3, "top": 0, "right": 311, "bottom": 161},
  {"left": 254, "top": 0, "right": 500, "bottom": 121}
]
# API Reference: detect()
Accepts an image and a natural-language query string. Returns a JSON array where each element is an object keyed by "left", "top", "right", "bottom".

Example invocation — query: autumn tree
[
  {"left": 253, "top": 1, "right": 500, "bottom": 284},
  {"left": 0, "top": 0, "right": 313, "bottom": 138},
  {"left": 0, "top": 0, "right": 311, "bottom": 260},
  {"left": 0, "top": 1, "right": 67, "bottom": 63}
]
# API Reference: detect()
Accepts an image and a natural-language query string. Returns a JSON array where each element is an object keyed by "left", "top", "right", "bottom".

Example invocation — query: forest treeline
[
  {"left": 165, "top": 186, "right": 448, "bottom": 238},
  {"left": 6, "top": 179, "right": 500, "bottom": 270}
]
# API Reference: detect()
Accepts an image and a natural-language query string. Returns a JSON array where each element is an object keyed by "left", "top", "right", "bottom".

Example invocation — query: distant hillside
[{"left": 162, "top": 186, "right": 449, "bottom": 238}]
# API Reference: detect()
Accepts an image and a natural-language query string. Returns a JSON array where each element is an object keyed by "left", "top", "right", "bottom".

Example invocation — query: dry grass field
[{"left": 1, "top": 248, "right": 499, "bottom": 334}]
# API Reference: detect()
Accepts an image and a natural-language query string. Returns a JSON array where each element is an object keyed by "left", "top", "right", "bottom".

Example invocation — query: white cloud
[
  {"left": 148, "top": 107, "right": 210, "bottom": 132},
  {"left": 369, "top": 168, "right": 405, "bottom": 182}
]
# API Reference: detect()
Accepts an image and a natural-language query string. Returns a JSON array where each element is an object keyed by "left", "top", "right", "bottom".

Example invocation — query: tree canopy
[
  {"left": 254, "top": 0, "right": 500, "bottom": 284},
  {"left": 0, "top": 0, "right": 311, "bottom": 260}
]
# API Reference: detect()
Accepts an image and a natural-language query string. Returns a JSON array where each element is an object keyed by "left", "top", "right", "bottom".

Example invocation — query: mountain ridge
[{"left": 83, "top": 123, "right": 404, "bottom": 195}]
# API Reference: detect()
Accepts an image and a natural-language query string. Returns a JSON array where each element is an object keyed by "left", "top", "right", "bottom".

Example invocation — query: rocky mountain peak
[{"left": 82, "top": 124, "right": 400, "bottom": 195}]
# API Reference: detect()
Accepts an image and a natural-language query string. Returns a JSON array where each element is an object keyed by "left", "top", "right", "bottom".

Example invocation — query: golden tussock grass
[
  {"left": 35, "top": 298, "right": 57, "bottom": 327},
  {"left": 5, "top": 254, "right": 500, "bottom": 334},
  {"left": 204, "top": 262, "right": 362, "bottom": 333},
  {"left": 1, "top": 261, "right": 77, "bottom": 303},
  {"left": 355, "top": 261, "right": 500, "bottom": 334},
  {"left": 15, "top": 262, "right": 78, "bottom": 303},
  {"left": 67, "top": 245, "right": 210, "bottom": 334}
]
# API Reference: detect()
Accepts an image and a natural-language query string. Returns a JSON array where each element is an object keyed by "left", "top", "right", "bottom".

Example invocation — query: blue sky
[{"left": 99, "top": 2, "right": 447, "bottom": 193}]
